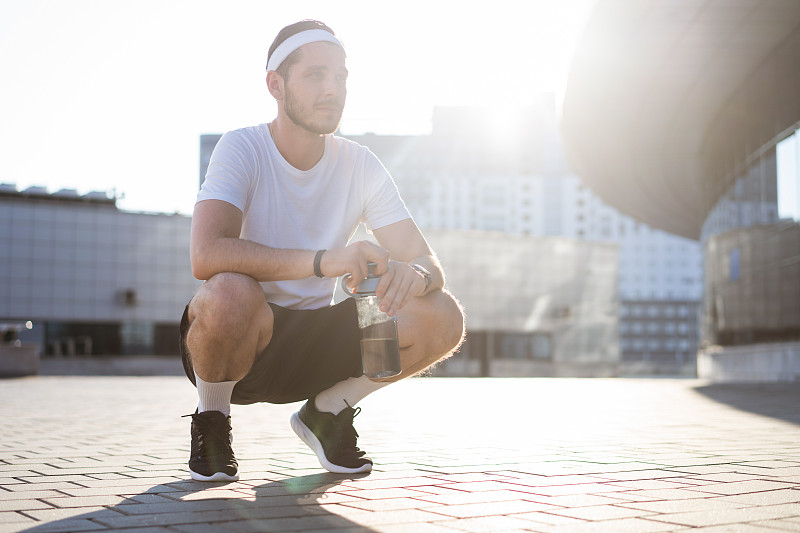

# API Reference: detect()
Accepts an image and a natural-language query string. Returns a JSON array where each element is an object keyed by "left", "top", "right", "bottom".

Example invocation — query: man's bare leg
[
  {"left": 292, "top": 288, "right": 464, "bottom": 474},
  {"left": 391, "top": 288, "right": 466, "bottom": 380},
  {"left": 186, "top": 272, "right": 274, "bottom": 383},
  {"left": 314, "top": 288, "right": 464, "bottom": 411},
  {"left": 183, "top": 272, "right": 273, "bottom": 482}
]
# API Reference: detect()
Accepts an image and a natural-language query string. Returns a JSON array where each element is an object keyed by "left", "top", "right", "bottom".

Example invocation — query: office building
[
  {"left": 0, "top": 184, "right": 197, "bottom": 356},
  {"left": 562, "top": 0, "right": 800, "bottom": 381},
  {"left": 343, "top": 104, "right": 703, "bottom": 374}
]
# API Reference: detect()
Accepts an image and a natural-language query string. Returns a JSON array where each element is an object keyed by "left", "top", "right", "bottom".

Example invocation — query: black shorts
[{"left": 179, "top": 298, "right": 363, "bottom": 405}]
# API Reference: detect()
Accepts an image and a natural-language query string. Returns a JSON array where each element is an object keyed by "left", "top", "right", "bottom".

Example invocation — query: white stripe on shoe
[
  {"left": 189, "top": 469, "right": 239, "bottom": 482},
  {"left": 290, "top": 412, "right": 372, "bottom": 474}
]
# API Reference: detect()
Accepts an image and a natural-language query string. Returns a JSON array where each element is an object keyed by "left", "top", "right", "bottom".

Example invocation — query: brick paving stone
[
  {"left": 1, "top": 376, "right": 799, "bottom": 532},
  {"left": 594, "top": 469, "right": 704, "bottom": 482},
  {"left": 714, "top": 489, "right": 800, "bottom": 506},
  {"left": 409, "top": 484, "right": 474, "bottom": 496},
  {"left": 56, "top": 484, "right": 185, "bottom": 498},
  {"left": 423, "top": 499, "right": 559, "bottom": 519},
  {"left": 0, "top": 501, "right": 55, "bottom": 513},
  {"left": 523, "top": 482, "right": 632, "bottom": 497},
  {"left": 413, "top": 489, "right": 545, "bottom": 506},
  {"left": 546, "top": 504, "right": 655, "bottom": 521},
  {"left": 339, "top": 476, "right": 449, "bottom": 491},
  {"left": 327, "top": 508, "right": 455, "bottom": 526},
  {"left": 749, "top": 519, "right": 800, "bottom": 531},
  {"left": 542, "top": 517, "right": 691, "bottom": 532},
  {"left": 338, "top": 497, "right": 439, "bottom": 512},
  {"left": 370, "top": 523, "right": 461, "bottom": 533},
  {"left": 1, "top": 482, "right": 86, "bottom": 493},
  {"left": 645, "top": 506, "right": 800, "bottom": 527},
  {"left": 614, "top": 498, "right": 744, "bottom": 514},
  {"left": 687, "top": 526, "right": 785, "bottom": 532},
  {"left": 20, "top": 506, "right": 119, "bottom": 522},
  {"left": 169, "top": 523, "right": 240, "bottom": 533},
  {"left": 604, "top": 488, "right": 726, "bottom": 502},
  {"left": 688, "top": 480, "right": 799, "bottom": 496},
  {"left": 338, "top": 487, "right": 436, "bottom": 500},
  {"left": 430, "top": 515, "right": 545, "bottom": 532},
  {"left": 683, "top": 472, "right": 770, "bottom": 483},
  {"left": 514, "top": 510, "right": 593, "bottom": 527},
  {"left": 0, "top": 491, "right": 65, "bottom": 501},
  {"left": 593, "top": 480, "right": 695, "bottom": 491},
  {"left": 506, "top": 474, "right": 614, "bottom": 488},
  {"left": 41, "top": 496, "right": 127, "bottom": 509},
  {"left": 0, "top": 513, "right": 37, "bottom": 526},
  {"left": 1, "top": 517, "right": 108, "bottom": 533},
  {"left": 434, "top": 480, "right": 540, "bottom": 493},
  {"left": 525, "top": 493, "right": 628, "bottom": 508}
]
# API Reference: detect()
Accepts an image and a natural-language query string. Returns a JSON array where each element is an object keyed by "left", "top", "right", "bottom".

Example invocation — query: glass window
[{"left": 776, "top": 129, "right": 800, "bottom": 222}]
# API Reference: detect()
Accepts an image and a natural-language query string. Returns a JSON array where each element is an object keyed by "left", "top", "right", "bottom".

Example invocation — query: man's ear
[{"left": 267, "top": 71, "right": 283, "bottom": 100}]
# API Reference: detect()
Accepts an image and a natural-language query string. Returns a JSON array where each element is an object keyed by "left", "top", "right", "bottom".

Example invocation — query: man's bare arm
[
  {"left": 190, "top": 199, "right": 317, "bottom": 281},
  {"left": 190, "top": 199, "right": 391, "bottom": 284},
  {"left": 371, "top": 218, "right": 446, "bottom": 315}
]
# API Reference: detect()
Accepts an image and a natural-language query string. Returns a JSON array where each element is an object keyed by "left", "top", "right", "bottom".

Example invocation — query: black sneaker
[
  {"left": 290, "top": 398, "right": 373, "bottom": 474},
  {"left": 184, "top": 411, "right": 239, "bottom": 482}
]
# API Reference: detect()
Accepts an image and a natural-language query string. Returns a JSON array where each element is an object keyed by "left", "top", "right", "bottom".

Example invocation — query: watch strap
[{"left": 411, "top": 263, "right": 432, "bottom": 292}]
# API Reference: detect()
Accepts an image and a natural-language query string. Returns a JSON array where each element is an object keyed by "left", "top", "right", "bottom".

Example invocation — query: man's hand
[
  {"left": 321, "top": 241, "right": 430, "bottom": 315},
  {"left": 374, "top": 260, "right": 427, "bottom": 316},
  {"left": 319, "top": 241, "right": 390, "bottom": 290}
]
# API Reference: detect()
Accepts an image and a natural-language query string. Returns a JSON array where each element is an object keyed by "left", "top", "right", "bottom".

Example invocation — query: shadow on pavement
[
  {"left": 693, "top": 382, "right": 800, "bottom": 425},
  {"left": 22, "top": 472, "right": 376, "bottom": 532}
]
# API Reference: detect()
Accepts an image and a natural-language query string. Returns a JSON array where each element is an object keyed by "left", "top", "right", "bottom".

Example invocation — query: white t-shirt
[{"left": 197, "top": 123, "right": 411, "bottom": 309}]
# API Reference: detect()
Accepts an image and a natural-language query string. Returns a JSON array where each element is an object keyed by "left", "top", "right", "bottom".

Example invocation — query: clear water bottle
[{"left": 342, "top": 263, "right": 402, "bottom": 380}]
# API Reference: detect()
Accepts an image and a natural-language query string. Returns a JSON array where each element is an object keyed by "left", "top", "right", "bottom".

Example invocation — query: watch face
[{"left": 412, "top": 264, "right": 431, "bottom": 290}]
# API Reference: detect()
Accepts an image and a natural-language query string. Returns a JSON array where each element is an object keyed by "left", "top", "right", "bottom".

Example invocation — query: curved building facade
[{"left": 562, "top": 0, "right": 800, "bottom": 381}]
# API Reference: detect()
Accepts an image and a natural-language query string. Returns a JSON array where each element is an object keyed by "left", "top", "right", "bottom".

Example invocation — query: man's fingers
[{"left": 378, "top": 262, "right": 419, "bottom": 315}]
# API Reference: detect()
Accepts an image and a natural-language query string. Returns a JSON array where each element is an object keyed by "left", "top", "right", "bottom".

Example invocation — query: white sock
[
  {"left": 314, "top": 375, "right": 390, "bottom": 415},
  {"left": 195, "top": 371, "right": 238, "bottom": 417}
]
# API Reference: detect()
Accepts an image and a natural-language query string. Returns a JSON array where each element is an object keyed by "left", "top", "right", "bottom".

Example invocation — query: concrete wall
[
  {"left": 0, "top": 198, "right": 198, "bottom": 323},
  {"left": 698, "top": 342, "right": 800, "bottom": 383}
]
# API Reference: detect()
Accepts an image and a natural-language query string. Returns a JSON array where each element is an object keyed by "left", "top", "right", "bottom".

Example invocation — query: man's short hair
[{"left": 267, "top": 20, "right": 338, "bottom": 79}]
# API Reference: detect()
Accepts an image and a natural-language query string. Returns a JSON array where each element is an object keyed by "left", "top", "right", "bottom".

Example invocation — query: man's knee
[
  {"left": 437, "top": 290, "right": 466, "bottom": 354},
  {"left": 189, "top": 272, "right": 268, "bottom": 336},
  {"left": 400, "top": 289, "right": 465, "bottom": 356}
]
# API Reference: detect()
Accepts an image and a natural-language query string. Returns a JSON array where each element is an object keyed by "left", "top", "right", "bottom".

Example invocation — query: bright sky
[{"left": 0, "top": 0, "right": 596, "bottom": 215}]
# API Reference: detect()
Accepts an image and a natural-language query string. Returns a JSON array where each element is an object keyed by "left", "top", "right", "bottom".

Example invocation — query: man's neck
[{"left": 269, "top": 118, "right": 326, "bottom": 171}]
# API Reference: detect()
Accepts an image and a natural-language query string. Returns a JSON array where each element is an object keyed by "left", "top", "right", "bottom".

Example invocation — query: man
[{"left": 180, "top": 19, "right": 464, "bottom": 481}]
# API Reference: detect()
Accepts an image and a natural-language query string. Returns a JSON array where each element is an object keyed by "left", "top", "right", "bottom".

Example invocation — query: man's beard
[{"left": 284, "top": 89, "right": 344, "bottom": 135}]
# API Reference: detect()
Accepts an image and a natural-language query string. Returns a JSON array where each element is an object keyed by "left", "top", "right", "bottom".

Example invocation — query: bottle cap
[{"left": 342, "top": 262, "right": 381, "bottom": 296}]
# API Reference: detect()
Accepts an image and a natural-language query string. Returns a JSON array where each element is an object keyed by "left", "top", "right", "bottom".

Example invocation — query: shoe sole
[
  {"left": 290, "top": 412, "right": 372, "bottom": 474},
  {"left": 188, "top": 469, "right": 239, "bottom": 482}
]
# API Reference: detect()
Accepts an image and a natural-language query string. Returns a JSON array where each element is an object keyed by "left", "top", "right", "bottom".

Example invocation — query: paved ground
[{"left": 1, "top": 376, "right": 799, "bottom": 533}]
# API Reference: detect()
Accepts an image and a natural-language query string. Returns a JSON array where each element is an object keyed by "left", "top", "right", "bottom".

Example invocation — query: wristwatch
[{"left": 411, "top": 264, "right": 432, "bottom": 292}]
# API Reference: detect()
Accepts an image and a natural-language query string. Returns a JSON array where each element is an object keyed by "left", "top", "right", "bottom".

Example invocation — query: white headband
[{"left": 267, "top": 29, "right": 345, "bottom": 72}]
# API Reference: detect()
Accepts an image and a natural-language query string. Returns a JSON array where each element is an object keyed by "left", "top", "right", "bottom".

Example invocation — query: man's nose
[{"left": 323, "top": 76, "right": 345, "bottom": 98}]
